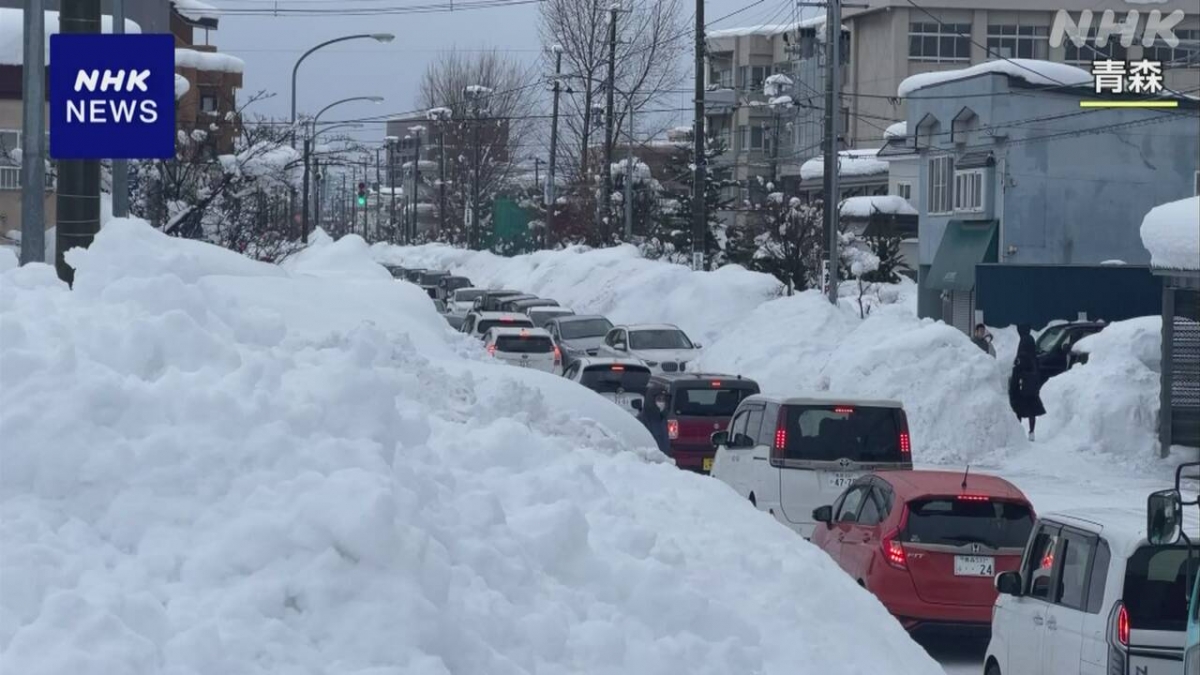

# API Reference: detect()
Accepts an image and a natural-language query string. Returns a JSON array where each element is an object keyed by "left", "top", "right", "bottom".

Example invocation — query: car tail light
[
  {"left": 882, "top": 530, "right": 908, "bottom": 570},
  {"left": 1115, "top": 602, "right": 1129, "bottom": 647},
  {"left": 501, "top": 317, "right": 514, "bottom": 322},
  {"left": 772, "top": 407, "right": 787, "bottom": 459},
  {"left": 898, "top": 430, "right": 911, "bottom": 456},
  {"left": 667, "top": 419, "right": 679, "bottom": 440},
  {"left": 487, "top": 344, "right": 496, "bottom": 356},
  {"left": 711, "top": 380, "right": 722, "bottom": 387},
  {"left": 611, "top": 365, "right": 625, "bottom": 371},
  {"left": 957, "top": 494, "right": 990, "bottom": 502},
  {"left": 553, "top": 346, "right": 561, "bottom": 363},
  {"left": 834, "top": 406, "right": 854, "bottom": 414}
]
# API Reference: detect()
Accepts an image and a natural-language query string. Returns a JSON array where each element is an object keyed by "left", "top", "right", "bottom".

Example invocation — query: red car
[
  {"left": 645, "top": 373, "right": 760, "bottom": 473},
  {"left": 811, "top": 470, "right": 1035, "bottom": 635}
]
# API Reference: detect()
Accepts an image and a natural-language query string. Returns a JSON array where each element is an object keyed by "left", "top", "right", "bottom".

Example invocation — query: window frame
[
  {"left": 895, "top": 181, "right": 912, "bottom": 201},
  {"left": 835, "top": 486, "right": 868, "bottom": 523},
  {"left": 857, "top": 486, "right": 885, "bottom": 526},
  {"left": 1053, "top": 527, "right": 1098, "bottom": 611},
  {"left": 908, "top": 21, "right": 972, "bottom": 62},
  {"left": 1022, "top": 522, "right": 1062, "bottom": 601},
  {"left": 985, "top": 23, "right": 1049, "bottom": 60},
  {"left": 744, "top": 405, "right": 766, "bottom": 447},
  {"left": 0, "top": 165, "right": 20, "bottom": 191},
  {"left": 1142, "top": 28, "right": 1199, "bottom": 65},
  {"left": 728, "top": 409, "right": 751, "bottom": 447},
  {"left": 953, "top": 168, "right": 986, "bottom": 213},
  {"left": 1063, "top": 27, "right": 1129, "bottom": 64},
  {"left": 927, "top": 155, "right": 955, "bottom": 215}
]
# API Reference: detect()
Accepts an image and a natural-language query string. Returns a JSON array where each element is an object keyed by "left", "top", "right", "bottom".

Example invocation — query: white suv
[
  {"left": 710, "top": 395, "right": 912, "bottom": 539},
  {"left": 986, "top": 508, "right": 1198, "bottom": 675},
  {"left": 483, "top": 327, "right": 558, "bottom": 373},
  {"left": 460, "top": 311, "right": 533, "bottom": 340},
  {"left": 599, "top": 323, "right": 702, "bottom": 374}
]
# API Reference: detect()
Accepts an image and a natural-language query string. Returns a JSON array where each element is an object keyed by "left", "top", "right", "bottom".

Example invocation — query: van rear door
[{"left": 1122, "top": 545, "right": 1194, "bottom": 675}]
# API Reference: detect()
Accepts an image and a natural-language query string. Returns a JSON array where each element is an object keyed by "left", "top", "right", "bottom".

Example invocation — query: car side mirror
[
  {"left": 613, "top": 342, "right": 627, "bottom": 351},
  {"left": 996, "top": 571, "right": 1023, "bottom": 597},
  {"left": 694, "top": 342, "right": 703, "bottom": 349},
  {"left": 710, "top": 430, "right": 728, "bottom": 447},
  {"left": 631, "top": 399, "right": 643, "bottom": 411},
  {"left": 812, "top": 505, "right": 833, "bottom": 525},
  {"left": 1147, "top": 489, "right": 1183, "bottom": 545}
]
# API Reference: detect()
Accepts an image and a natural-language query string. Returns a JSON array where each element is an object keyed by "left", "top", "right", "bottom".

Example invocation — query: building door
[{"left": 950, "top": 290, "right": 974, "bottom": 334}]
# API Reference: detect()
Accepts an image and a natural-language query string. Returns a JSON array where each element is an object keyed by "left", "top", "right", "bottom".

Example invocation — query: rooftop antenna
[{"left": 961, "top": 464, "right": 971, "bottom": 491}]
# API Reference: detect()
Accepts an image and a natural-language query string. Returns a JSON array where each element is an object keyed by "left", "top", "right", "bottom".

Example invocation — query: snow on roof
[
  {"left": 884, "top": 121, "right": 906, "bottom": 139},
  {"left": 839, "top": 195, "right": 917, "bottom": 218},
  {"left": 898, "top": 59, "right": 1091, "bottom": 98},
  {"left": 1139, "top": 195, "right": 1200, "bottom": 270},
  {"left": 800, "top": 148, "right": 889, "bottom": 181},
  {"left": 0, "top": 9, "right": 141, "bottom": 65},
  {"left": 175, "top": 48, "right": 244, "bottom": 74},
  {"left": 172, "top": 0, "right": 220, "bottom": 23},
  {"left": 707, "top": 15, "right": 842, "bottom": 39},
  {"left": 174, "top": 73, "right": 190, "bottom": 100}
]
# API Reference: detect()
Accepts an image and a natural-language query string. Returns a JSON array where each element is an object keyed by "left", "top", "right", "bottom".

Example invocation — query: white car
[
  {"left": 710, "top": 395, "right": 913, "bottom": 539},
  {"left": 483, "top": 327, "right": 558, "bottom": 373},
  {"left": 599, "top": 323, "right": 702, "bottom": 373},
  {"left": 446, "top": 288, "right": 487, "bottom": 329},
  {"left": 460, "top": 311, "right": 534, "bottom": 340},
  {"left": 561, "top": 357, "right": 652, "bottom": 415},
  {"left": 986, "top": 508, "right": 1198, "bottom": 675},
  {"left": 528, "top": 306, "right": 575, "bottom": 328}
]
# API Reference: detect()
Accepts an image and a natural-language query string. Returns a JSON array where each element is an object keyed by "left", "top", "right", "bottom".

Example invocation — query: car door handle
[
  {"left": 861, "top": 532, "right": 871, "bottom": 543},
  {"left": 1032, "top": 615, "right": 1044, "bottom": 626},
  {"left": 1046, "top": 617, "right": 1057, "bottom": 630}
]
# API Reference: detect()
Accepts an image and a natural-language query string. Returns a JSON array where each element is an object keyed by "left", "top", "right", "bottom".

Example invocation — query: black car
[
  {"left": 544, "top": 315, "right": 615, "bottom": 370},
  {"left": 473, "top": 289, "right": 524, "bottom": 312},
  {"left": 1035, "top": 320, "right": 1106, "bottom": 380},
  {"left": 420, "top": 270, "right": 451, "bottom": 286},
  {"left": 496, "top": 295, "right": 541, "bottom": 312},
  {"left": 403, "top": 268, "right": 427, "bottom": 283}
]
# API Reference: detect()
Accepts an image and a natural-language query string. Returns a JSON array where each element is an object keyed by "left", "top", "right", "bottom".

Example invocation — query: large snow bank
[
  {"left": 898, "top": 59, "right": 1090, "bottom": 97},
  {"left": 840, "top": 195, "right": 917, "bottom": 218},
  {"left": 0, "top": 9, "right": 141, "bottom": 65},
  {"left": 0, "top": 221, "right": 943, "bottom": 675},
  {"left": 800, "top": 148, "right": 888, "bottom": 181},
  {"left": 175, "top": 48, "right": 245, "bottom": 74},
  {"left": 1140, "top": 196, "right": 1200, "bottom": 270}
]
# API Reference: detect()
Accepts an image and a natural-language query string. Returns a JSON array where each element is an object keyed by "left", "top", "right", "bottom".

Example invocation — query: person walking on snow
[
  {"left": 638, "top": 388, "right": 671, "bottom": 455},
  {"left": 1009, "top": 323, "right": 1046, "bottom": 441},
  {"left": 971, "top": 323, "right": 996, "bottom": 357}
]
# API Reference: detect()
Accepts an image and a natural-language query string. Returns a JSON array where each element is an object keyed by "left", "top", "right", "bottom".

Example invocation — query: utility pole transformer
[
  {"left": 546, "top": 46, "right": 563, "bottom": 250},
  {"left": 55, "top": 0, "right": 101, "bottom": 285},
  {"left": 20, "top": 0, "right": 46, "bottom": 265},
  {"left": 691, "top": 0, "right": 706, "bottom": 271}
]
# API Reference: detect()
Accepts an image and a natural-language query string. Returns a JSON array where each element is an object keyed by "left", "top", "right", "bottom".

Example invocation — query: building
[
  {"left": 898, "top": 61, "right": 1199, "bottom": 332},
  {"left": 172, "top": 0, "right": 242, "bottom": 157}
]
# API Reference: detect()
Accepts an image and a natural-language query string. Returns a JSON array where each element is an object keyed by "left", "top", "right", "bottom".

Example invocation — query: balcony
[{"left": 705, "top": 87, "right": 738, "bottom": 115}]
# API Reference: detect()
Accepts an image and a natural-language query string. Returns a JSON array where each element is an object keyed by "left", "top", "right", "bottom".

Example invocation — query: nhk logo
[
  {"left": 1049, "top": 9, "right": 1186, "bottom": 49},
  {"left": 66, "top": 69, "right": 160, "bottom": 124}
]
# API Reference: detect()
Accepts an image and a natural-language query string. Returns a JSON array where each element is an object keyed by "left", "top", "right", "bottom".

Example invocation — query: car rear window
[
  {"left": 477, "top": 319, "right": 533, "bottom": 334},
  {"left": 900, "top": 498, "right": 1034, "bottom": 549},
  {"left": 781, "top": 405, "right": 906, "bottom": 463},
  {"left": 672, "top": 386, "right": 756, "bottom": 417},
  {"left": 495, "top": 335, "right": 553, "bottom": 353},
  {"left": 1123, "top": 545, "right": 1196, "bottom": 632},
  {"left": 581, "top": 365, "right": 651, "bottom": 393},
  {"left": 560, "top": 319, "right": 613, "bottom": 340},
  {"left": 454, "top": 289, "right": 484, "bottom": 302},
  {"left": 630, "top": 329, "right": 693, "bottom": 350}
]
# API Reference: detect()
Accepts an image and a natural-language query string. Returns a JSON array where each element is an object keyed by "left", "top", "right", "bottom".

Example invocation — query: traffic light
[{"left": 356, "top": 182, "right": 367, "bottom": 207}]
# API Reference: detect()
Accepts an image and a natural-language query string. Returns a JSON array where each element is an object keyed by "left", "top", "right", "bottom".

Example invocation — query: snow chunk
[
  {"left": 174, "top": 73, "right": 190, "bottom": 100},
  {"left": 175, "top": 48, "right": 244, "bottom": 74},
  {"left": 884, "top": 121, "right": 907, "bottom": 139},
  {"left": 172, "top": 0, "right": 219, "bottom": 23},
  {"left": 898, "top": 59, "right": 1090, "bottom": 97},
  {"left": 464, "top": 84, "right": 493, "bottom": 96},
  {"left": 427, "top": 106, "right": 453, "bottom": 121},
  {"left": 839, "top": 195, "right": 917, "bottom": 218},
  {"left": 800, "top": 148, "right": 889, "bottom": 181},
  {"left": 0, "top": 9, "right": 140, "bottom": 65},
  {"left": 1139, "top": 196, "right": 1200, "bottom": 270},
  {"left": 763, "top": 73, "right": 793, "bottom": 98}
]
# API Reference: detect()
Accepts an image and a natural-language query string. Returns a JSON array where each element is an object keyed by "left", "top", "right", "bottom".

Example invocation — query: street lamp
[
  {"left": 290, "top": 33, "right": 394, "bottom": 129},
  {"left": 302, "top": 95, "right": 384, "bottom": 239}
]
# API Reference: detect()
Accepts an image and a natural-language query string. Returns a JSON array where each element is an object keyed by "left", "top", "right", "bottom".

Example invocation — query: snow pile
[
  {"left": 898, "top": 59, "right": 1090, "bottom": 97},
  {"left": 840, "top": 195, "right": 917, "bottom": 218},
  {"left": 175, "top": 48, "right": 245, "bottom": 74},
  {"left": 174, "top": 73, "right": 191, "bottom": 99},
  {"left": 172, "top": 0, "right": 220, "bottom": 23},
  {"left": 800, "top": 148, "right": 889, "bottom": 181},
  {"left": 0, "top": 220, "right": 944, "bottom": 675},
  {"left": 0, "top": 9, "right": 140, "bottom": 65},
  {"left": 1140, "top": 195, "right": 1200, "bottom": 270},
  {"left": 1038, "top": 317, "right": 1165, "bottom": 465},
  {"left": 884, "top": 121, "right": 907, "bottom": 139},
  {"left": 763, "top": 73, "right": 793, "bottom": 98}
]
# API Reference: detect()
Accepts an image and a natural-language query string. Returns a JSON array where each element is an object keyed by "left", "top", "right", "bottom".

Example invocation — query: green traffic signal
[{"left": 357, "top": 196, "right": 367, "bottom": 207}]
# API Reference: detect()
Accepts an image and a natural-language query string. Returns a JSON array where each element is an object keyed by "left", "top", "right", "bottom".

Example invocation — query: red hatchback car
[{"left": 811, "top": 470, "right": 1036, "bottom": 635}]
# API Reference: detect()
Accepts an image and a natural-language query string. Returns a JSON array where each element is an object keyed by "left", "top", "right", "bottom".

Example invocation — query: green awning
[{"left": 925, "top": 220, "right": 998, "bottom": 292}]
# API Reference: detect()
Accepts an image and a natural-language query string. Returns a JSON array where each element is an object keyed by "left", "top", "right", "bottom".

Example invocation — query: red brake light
[
  {"left": 500, "top": 317, "right": 514, "bottom": 322},
  {"left": 957, "top": 494, "right": 990, "bottom": 502},
  {"left": 882, "top": 530, "right": 908, "bottom": 570},
  {"left": 711, "top": 380, "right": 722, "bottom": 387},
  {"left": 487, "top": 344, "right": 496, "bottom": 356},
  {"left": 834, "top": 406, "right": 854, "bottom": 414},
  {"left": 772, "top": 407, "right": 787, "bottom": 458},
  {"left": 553, "top": 346, "right": 561, "bottom": 363},
  {"left": 667, "top": 419, "right": 679, "bottom": 440},
  {"left": 611, "top": 365, "right": 625, "bottom": 371},
  {"left": 1116, "top": 603, "right": 1130, "bottom": 646},
  {"left": 898, "top": 430, "right": 911, "bottom": 456}
]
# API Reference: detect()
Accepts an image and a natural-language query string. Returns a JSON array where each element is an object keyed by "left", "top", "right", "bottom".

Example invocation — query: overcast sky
[{"left": 211, "top": 0, "right": 775, "bottom": 149}]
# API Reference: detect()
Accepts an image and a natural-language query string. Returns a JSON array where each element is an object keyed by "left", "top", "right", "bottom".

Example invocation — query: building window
[
  {"left": 738, "top": 65, "right": 770, "bottom": 90},
  {"left": 0, "top": 129, "right": 18, "bottom": 160},
  {"left": 199, "top": 92, "right": 219, "bottom": 114},
  {"left": 0, "top": 166, "right": 20, "bottom": 190},
  {"left": 1144, "top": 29, "right": 1200, "bottom": 67},
  {"left": 909, "top": 22, "right": 971, "bottom": 62},
  {"left": 928, "top": 156, "right": 954, "bottom": 214},
  {"left": 712, "top": 69, "right": 734, "bottom": 88},
  {"left": 895, "top": 181, "right": 912, "bottom": 201},
  {"left": 953, "top": 169, "right": 985, "bottom": 212},
  {"left": 1063, "top": 28, "right": 1128, "bottom": 64},
  {"left": 986, "top": 24, "right": 1049, "bottom": 59},
  {"left": 739, "top": 125, "right": 767, "bottom": 151}
]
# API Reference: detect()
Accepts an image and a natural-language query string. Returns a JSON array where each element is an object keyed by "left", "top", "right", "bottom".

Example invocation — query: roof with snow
[
  {"left": 898, "top": 59, "right": 1091, "bottom": 98},
  {"left": 0, "top": 9, "right": 140, "bottom": 65},
  {"left": 175, "top": 48, "right": 244, "bottom": 74},
  {"left": 707, "top": 15, "right": 843, "bottom": 39},
  {"left": 1139, "top": 196, "right": 1200, "bottom": 271},
  {"left": 172, "top": 0, "right": 220, "bottom": 28},
  {"left": 839, "top": 195, "right": 917, "bottom": 218},
  {"left": 800, "top": 148, "right": 889, "bottom": 182},
  {"left": 883, "top": 121, "right": 906, "bottom": 139}
]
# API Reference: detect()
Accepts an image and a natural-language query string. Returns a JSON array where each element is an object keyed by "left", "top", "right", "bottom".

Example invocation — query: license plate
[
  {"left": 702, "top": 457, "right": 713, "bottom": 472},
  {"left": 954, "top": 555, "right": 995, "bottom": 577},
  {"left": 825, "top": 472, "right": 857, "bottom": 489}
]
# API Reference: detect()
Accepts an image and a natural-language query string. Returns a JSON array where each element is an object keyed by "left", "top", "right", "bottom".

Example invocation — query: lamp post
[
  {"left": 302, "top": 96, "right": 383, "bottom": 240},
  {"left": 289, "top": 33, "right": 393, "bottom": 133}
]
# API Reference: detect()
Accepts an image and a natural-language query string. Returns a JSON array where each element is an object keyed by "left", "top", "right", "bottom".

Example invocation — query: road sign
[{"left": 49, "top": 34, "right": 176, "bottom": 160}]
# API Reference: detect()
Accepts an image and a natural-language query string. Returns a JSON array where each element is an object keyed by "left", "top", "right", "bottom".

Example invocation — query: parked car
[
  {"left": 507, "top": 298, "right": 560, "bottom": 314},
  {"left": 562, "top": 358, "right": 651, "bottom": 415},
  {"left": 494, "top": 294, "right": 540, "bottom": 313},
  {"left": 438, "top": 275, "right": 473, "bottom": 298},
  {"left": 648, "top": 373, "right": 760, "bottom": 473},
  {"left": 402, "top": 268, "right": 427, "bottom": 283},
  {"left": 528, "top": 306, "right": 576, "bottom": 328},
  {"left": 544, "top": 315, "right": 615, "bottom": 369},
  {"left": 598, "top": 323, "right": 703, "bottom": 373},
  {"left": 710, "top": 396, "right": 913, "bottom": 538},
  {"left": 433, "top": 299, "right": 448, "bottom": 315},
  {"left": 811, "top": 470, "right": 1034, "bottom": 636},
  {"left": 383, "top": 265, "right": 409, "bottom": 279},
  {"left": 460, "top": 311, "right": 534, "bottom": 340},
  {"left": 446, "top": 288, "right": 486, "bottom": 329},
  {"left": 472, "top": 289, "right": 525, "bottom": 312},
  {"left": 420, "top": 285, "right": 439, "bottom": 300},
  {"left": 420, "top": 270, "right": 451, "bottom": 287},
  {"left": 1035, "top": 320, "right": 1106, "bottom": 380},
  {"left": 483, "top": 327, "right": 558, "bottom": 373},
  {"left": 985, "top": 507, "right": 1199, "bottom": 675}
]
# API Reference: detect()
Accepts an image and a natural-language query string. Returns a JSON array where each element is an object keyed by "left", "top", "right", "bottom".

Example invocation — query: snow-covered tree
[
  {"left": 651, "top": 134, "right": 739, "bottom": 268},
  {"left": 749, "top": 193, "right": 825, "bottom": 292}
]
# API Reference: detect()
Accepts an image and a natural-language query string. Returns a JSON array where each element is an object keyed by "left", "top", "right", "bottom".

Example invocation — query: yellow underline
[{"left": 1079, "top": 100, "right": 1180, "bottom": 108}]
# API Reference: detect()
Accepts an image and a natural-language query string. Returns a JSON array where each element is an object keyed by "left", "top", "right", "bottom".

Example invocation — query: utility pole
[
  {"left": 313, "top": 155, "right": 322, "bottom": 233},
  {"left": 824, "top": 0, "right": 841, "bottom": 305},
  {"left": 349, "top": 171, "right": 356, "bottom": 232},
  {"left": 623, "top": 103, "right": 634, "bottom": 240},
  {"left": 20, "top": 0, "right": 46, "bottom": 265},
  {"left": 691, "top": 0, "right": 706, "bottom": 271},
  {"left": 362, "top": 156, "right": 369, "bottom": 239},
  {"left": 411, "top": 128, "right": 421, "bottom": 243},
  {"left": 387, "top": 137, "right": 397, "bottom": 244},
  {"left": 111, "top": 0, "right": 129, "bottom": 218},
  {"left": 375, "top": 145, "right": 382, "bottom": 241},
  {"left": 55, "top": 0, "right": 100, "bottom": 285},
  {"left": 602, "top": 5, "right": 618, "bottom": 240},
  {"left": 301, "top": 138, "right": 311, "bottom": 242},
  {"left": 546, "top": 45, "right": 563, "bottom": 250},
  {"left": 438, "top": 125, "right": 446, "bottom": 240}
]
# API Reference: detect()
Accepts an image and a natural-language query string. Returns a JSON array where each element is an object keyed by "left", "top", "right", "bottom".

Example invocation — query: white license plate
[
  {"left": 953, "top": 555, "right": 995, "bottom": 577},
  {"left": 825, "top": 472, "right": 857, "bottom": 489}
]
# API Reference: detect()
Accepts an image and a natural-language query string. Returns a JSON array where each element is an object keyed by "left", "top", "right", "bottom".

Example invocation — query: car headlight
[{"left": 1185, "top": 644, "right": 1199, "bottom": 675}]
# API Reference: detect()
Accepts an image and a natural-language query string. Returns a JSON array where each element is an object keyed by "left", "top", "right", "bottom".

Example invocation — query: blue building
[{"left": 883, "top": 62, "right": 1200, "bottom": 330}]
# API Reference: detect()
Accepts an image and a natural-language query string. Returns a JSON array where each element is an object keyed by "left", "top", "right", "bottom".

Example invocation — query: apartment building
[{"left": 172, "top": 0, "right": 243, "bottom": 158}]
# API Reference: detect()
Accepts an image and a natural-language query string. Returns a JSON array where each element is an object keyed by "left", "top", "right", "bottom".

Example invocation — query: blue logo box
[{"left": 50, "top": 33, "right": 176, "bottom": 160}]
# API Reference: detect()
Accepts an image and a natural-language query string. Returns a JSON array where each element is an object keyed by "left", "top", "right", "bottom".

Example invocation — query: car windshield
[
  {"left": 1124, "top": 545, "right": 1196, "bottom": 632},
  {"left": 495, "top": 335, "right": 553, "bottom": 353},
  {"left": 531, "top": 309, "right": 573, "bottom": 327},
  {"left": 477, "top": 318, "right": 533, "bottom": 334},
  {"left": 672, "top": 386, "right": 756, "bottom": 417},
  {"left": 630, "top": 329, "right": 693, "bottom": 350},
  {"left": 444, "top": 278, "right": 471, "bottom": 291},
  {"left": 1035, "top": 325, "right": 1068, "bottom": 353},
  {"left": 580, "top": 365, "right": 652, "bottom": 393},
  {"left": 781, "top": 405, "right": 905, "bottom": 463},
  {"left": 900, "top": 498, "right": 1034, "bottom": 549},
  {"left": 560, "top": 319, "right": 613, "bottom": 340},
  {"left": 454, "top": 290, "right": 485, "bottom": 303}
]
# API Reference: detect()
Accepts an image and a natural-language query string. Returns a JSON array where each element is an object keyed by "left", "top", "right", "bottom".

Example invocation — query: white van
[
  {"left": 710, "top": 395, "right": 913, "bottom": 539},
  {"left": 986, "top": 508, "right": 1199, "bottom": 675},
  {"left": 483, "top": 327, "right": 558, "bottom": 373}
]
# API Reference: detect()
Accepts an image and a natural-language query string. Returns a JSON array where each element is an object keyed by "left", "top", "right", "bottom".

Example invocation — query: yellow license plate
[{"left": 703, "top": 457, "right": 713, "bottom": 472}]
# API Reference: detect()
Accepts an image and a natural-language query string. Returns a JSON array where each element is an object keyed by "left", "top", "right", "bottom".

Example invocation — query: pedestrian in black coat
[
  {"left": 1009, "top": 323, "right": 1047, "bottom": 441},
  {"left": 637, "top": 388, "right": 671, "bottom": 455}
]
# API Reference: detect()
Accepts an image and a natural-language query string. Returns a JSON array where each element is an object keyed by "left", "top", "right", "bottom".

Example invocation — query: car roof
[
  {"left": 651, "top": 372, "right": 758, "bottom": 386},
  {"left": 615, "top": 323, "right": 683, "bottom": 331},
  {"left": 1037, "top": 507, "right": 1200, "bottom": 558},
  {"left": 746, "top": 394, "right": 904, "bottom": 408},
  {"left": 530, "top": 306, "right": 574, "bottom": 314},
  {"left": 454, "top": 287, "right": 484, "bottom": 293},
  {"left": 487, "top": 327, "right": 551, "bottom": 338},
  {"left": 473, "top": 312, "right": 533, "bottom": 320},
  {"left": 482, "top": 289, "right": 522, "bottom": 296},
  {"left": 874, "top": 470, "right": 1028, "bottom": 502},
  {"left": 556, "top": 314, "right": 609, "bottom": 323},
  {"left": 575, "top": 357, "right": 649, "bottom": 368}
]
